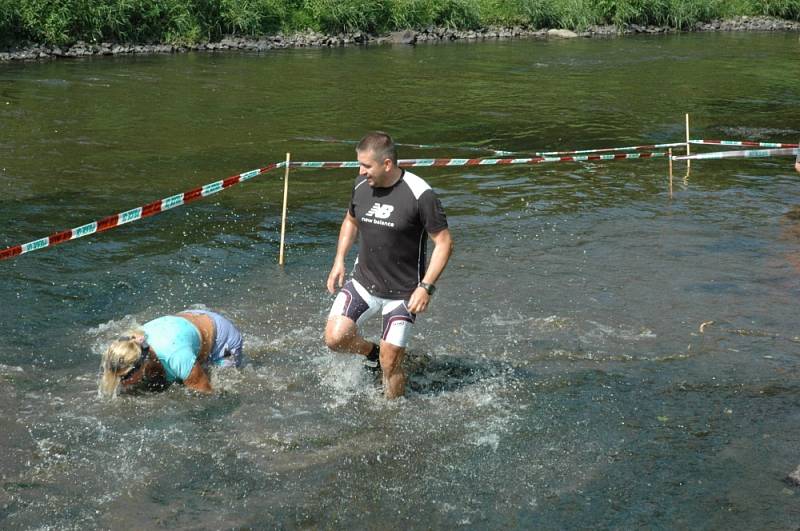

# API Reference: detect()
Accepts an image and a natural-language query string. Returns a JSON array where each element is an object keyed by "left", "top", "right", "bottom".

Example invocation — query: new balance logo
[{"left": 365, "top": 203, "right": 394, "bottom": 219}]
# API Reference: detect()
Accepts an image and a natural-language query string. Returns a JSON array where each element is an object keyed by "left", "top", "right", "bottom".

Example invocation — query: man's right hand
[{"left": 327, "top": 262, "right": 346, "bottom": 294}]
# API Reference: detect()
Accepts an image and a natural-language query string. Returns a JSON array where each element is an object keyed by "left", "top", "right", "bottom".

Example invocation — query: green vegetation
[{"left": 1, "top": 0, "right": 799, "bottom": 47}]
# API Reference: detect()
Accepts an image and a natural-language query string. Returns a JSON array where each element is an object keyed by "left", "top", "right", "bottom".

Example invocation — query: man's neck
[{"left": 383, "top": 167, "right": 403, "bottom": 188}]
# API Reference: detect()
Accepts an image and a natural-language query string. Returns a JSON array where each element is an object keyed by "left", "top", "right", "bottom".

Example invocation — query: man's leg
[
  {"left": 324, "top": 315, "right": 373, "bottom": 357},
  {"left": 379, "top": 301, "right": 415, "bottom": 399},
  {"left": 325, "top": 280, "right": 379, "bottom": 357},
  {"left": 379, "top": 341, "right": 406, "bottom": 398}
]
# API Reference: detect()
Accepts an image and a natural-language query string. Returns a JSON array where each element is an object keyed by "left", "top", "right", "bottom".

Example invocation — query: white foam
[
  {"left": 485, "top": 313, "right": 571, "bottom": 331},
  {"left": 313, "top": 353, "right": 377, "bottom": 409},
  {"left": 582, "top": 320, "right": 657, "bottom": 342},
  {"left": 85, "top": 314, "right": 145, "bottom": 355}
]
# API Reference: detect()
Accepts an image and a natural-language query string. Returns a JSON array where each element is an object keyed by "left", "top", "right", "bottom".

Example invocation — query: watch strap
[{"left": 418, "top": 281, "right": 436, "bottom": 295}]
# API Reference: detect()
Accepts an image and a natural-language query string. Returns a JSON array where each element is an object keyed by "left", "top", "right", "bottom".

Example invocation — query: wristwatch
[{"left": 418, "top": 281, "right": 436, "bottom": 295}]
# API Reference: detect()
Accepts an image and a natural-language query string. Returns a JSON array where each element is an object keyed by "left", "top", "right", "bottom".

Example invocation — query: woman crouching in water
[{"left": 99, "top": 309, "right": 244, "bottom": 398}]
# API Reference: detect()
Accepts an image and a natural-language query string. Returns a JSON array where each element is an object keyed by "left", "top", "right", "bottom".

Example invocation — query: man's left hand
[{"left": 407, "top": 287, "right": 431, "bottom": 314}]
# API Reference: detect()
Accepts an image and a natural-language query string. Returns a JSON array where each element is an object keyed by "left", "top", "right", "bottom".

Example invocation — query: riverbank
[{"left": 2, "top": 16, "right": 799, "bottom": 62}]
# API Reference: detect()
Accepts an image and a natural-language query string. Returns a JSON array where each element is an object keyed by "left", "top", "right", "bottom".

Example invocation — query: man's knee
[
  {"left": 324, "top": 318, "right": 354, "bottom": 351},
  {"left": 323, "top": 328, "right": 344, "bottom": 351}
]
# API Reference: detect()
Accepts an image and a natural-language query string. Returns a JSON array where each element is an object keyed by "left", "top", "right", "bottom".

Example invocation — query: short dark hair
[{"left": 357, "top": 131, "right": 397, "bottom": 164}]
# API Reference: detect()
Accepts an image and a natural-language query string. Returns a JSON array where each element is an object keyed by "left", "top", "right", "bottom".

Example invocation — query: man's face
[{"left": 357, "top": 149, "right": 391, "bottom": 187}]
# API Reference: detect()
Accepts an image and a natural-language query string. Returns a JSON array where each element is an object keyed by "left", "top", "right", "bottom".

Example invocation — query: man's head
[{"left": 356, "top": 132, "right": 399, "bottom": 187}]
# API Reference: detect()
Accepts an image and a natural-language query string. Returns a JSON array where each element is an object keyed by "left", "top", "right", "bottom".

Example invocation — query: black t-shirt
[{"left": 349, "top": 169, "right": 448, "bottom": 298}]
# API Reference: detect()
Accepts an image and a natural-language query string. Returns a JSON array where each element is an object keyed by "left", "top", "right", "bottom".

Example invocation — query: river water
[{"left": 2, "top": 32, "right": 800, "bottom": 529}]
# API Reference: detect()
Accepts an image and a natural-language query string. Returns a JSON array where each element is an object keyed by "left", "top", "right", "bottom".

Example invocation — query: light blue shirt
[{"left": 142, "top": 316, "right": 201, "bottom": 382}]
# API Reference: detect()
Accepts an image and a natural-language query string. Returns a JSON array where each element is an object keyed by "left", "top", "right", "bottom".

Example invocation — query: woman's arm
[{"left": 182, "top": 362, "right": 213, "bottom": 393}]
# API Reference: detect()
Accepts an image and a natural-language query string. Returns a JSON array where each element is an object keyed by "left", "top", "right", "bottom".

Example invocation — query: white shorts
[{"left": 328, "top": 279, "right": 416, "bottom": 348}]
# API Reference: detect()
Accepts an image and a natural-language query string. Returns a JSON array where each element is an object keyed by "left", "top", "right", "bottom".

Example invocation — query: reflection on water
[{"left": 2, "top": 32, "right": 800, "bottom": 528}]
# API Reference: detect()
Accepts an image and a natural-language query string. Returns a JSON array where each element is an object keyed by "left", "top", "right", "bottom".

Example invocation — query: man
[{"left": 324, "top": 132, "right": 454, "bottom": 399}]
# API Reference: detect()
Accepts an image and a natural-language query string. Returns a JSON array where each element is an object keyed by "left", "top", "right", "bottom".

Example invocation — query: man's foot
[{"left": 364, "top": 342, "right": 381, "bottom": 372}]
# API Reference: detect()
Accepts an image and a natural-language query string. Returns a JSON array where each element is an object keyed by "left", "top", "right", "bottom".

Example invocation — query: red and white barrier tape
[
  {"left": 672, "top": 148, "right": 799, "bottom": 161},
  {"left": 0, "top": 163, "right": 281, "bottom": 261},
  {"left": 689, "top": 139, "right": 799, "bottom": 149}
]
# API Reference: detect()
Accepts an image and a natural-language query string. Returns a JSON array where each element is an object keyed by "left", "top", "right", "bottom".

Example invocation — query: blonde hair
[{"left": 98, "top": 329, "right": 145, "bottom": 398}]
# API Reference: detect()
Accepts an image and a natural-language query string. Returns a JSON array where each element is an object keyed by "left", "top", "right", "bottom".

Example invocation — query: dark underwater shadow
[
  {"left": 403, "top": 351, "right": 517, "bottom": 396},
  {"left": 115, "top": 372, "right": 174, "bottom": 396}
]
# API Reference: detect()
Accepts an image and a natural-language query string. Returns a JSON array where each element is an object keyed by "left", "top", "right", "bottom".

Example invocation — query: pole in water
[
  {"left": 668, "top": 148, "right": 673, "bottom": 198},
  {"left": 279, "top": 152, "right": 291, "bottom": 266},
  {"left": 685, "top": 113, "right": 691, "bottom": 172}
]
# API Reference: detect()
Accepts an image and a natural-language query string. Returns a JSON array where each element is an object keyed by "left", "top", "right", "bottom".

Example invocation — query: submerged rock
[{"left": 787, "top": 465, "right": 800, "bottom": 487}]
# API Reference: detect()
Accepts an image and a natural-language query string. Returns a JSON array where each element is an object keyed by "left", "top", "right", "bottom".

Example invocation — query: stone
[
  {"left": 548, "top": 29, "right": 579, "bottom": 39},
  {"left": 389, "top": 30, "right": 417, "bottom": 45},
  {"left": 787, "top": 465, "right": 800, "bottom": 487}
]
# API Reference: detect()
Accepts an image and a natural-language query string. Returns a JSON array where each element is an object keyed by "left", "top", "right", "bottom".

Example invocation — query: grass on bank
[{"left": 1, "top": 0, "right": 799, "bottom": 47}]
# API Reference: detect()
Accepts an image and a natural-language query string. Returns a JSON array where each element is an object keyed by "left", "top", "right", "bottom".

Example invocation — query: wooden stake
[
  {"left": 685, "top": 113, "right": 691, "bottom": 172},
  {"left": 278, "top": 152, "right": 290, "bottom": 266},
  {"left": 668, "top": 148, "right": 673, "bottom": 198}
]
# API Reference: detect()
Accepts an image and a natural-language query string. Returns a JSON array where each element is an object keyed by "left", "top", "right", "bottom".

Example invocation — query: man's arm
[
  {"left": 407, "top": 228, "right": 454, "bottom": 314},
  {"left": 327, "top": 211, "right": 359, "bottom": 294}
]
